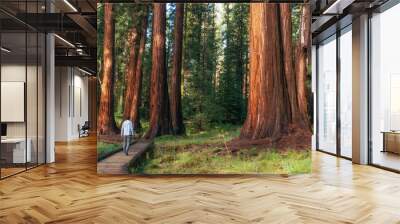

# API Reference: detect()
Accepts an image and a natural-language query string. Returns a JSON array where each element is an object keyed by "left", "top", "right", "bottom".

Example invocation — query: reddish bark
[
  {"left": 110, "top": 16, "right": 118, "bottom": 131},
  {"left": 240, "top": 3, "right": 290, "bottom": 140},
  {"left": 98, "top": 3, "right": 115, "bottom": 135},
  {"left": 123, "top": 25, "right": 139, "bottom": 119},
  {"left": 144, "top": 3, "right": 172, "bottom": 139},
  {"left": 170, "top": 3, "right": 185, "bottom": 135},
  {"left": 279, "top": 4, "right": 307, "bottom": 128},
  {"left": 130, "top": 11, "right": 149, "bottom": 130},
  {"left": 295, "top": 4, "right": 311, "bottom": 129}
]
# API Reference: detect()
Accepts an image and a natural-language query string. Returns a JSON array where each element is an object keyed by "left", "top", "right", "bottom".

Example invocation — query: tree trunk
[
  {"left": 279, "top": 3, "right": 306, "bottom": 128},
  {"left": 144, "top": 3, "right": 172, "bottom": 139},
  {"left": 98, "top": 3, "right": 114, "bottom": 135},
  {"left": 240, "top": 3, "right": 290, "bottom": 140},
  {"left": 295, "top": 4, "right": 311, "bottom": 129},
  {"left": 170, "top": 3, "right": 185, "bottom": 135},
  {"left": 130, "top": 11, "right": 149, "bottom": 131},
  {"left": 123, "top": 25, "right": 139, "bottom": 119},
  {"left": 110, "top": 15, "right": 118, "bottom": 131}
]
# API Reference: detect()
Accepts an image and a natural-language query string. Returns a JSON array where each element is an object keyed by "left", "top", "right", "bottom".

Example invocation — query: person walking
[{"left": 121, "top": 117, "right": 134, "bottom": 156}]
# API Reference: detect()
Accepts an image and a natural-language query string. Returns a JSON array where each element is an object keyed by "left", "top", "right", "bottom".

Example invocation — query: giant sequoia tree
[
  {"left": 123, "top": 24, "right": 139, "bottom": 120},
  {"left": 98, "top": 3, "right": 115, "bottom": 135},
  {"left": 170, "top": 3, "right": 185, "bottom": 135},
  {"left": 296, "top": 5, "right": 311, "bottom": 128},
  {"left": 130, "top": 9, "right": 149, "bottom": 130},
  {"left": 145, "top": 3, "right": 172, "bottom": 139},
  {"left": 279, "top": 3, "right": 309, "bottom": 128},
  {"left": 240, "top": 3, "right": 290, "bottom": 140}
]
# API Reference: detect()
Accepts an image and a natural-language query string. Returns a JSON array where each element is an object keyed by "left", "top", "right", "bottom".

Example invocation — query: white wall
[
  {"left": 54, "top": 67, "right": 89, "bottom": 141},
  {"left": 55, "top": 66, "right": 69, "bottom": 141}
]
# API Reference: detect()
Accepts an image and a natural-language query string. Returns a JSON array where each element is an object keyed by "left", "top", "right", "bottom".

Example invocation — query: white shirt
[{"left": 121, "top": 120, "right": 134, "bottom": 136}]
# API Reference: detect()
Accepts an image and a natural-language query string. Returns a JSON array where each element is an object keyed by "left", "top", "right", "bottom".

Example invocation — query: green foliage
[
  {"left": 291, "top": 4, "right": 302, "bottom": 42},
  {"left": 166, "top": 3, "right": 176, "bottom": 74},
  {"left": 217, "top": 3, "right": 249, "bottom": 123},
  {"left": 97, "top": 141, "right": 121, "bottom": 158},
  {"left": 135, "top": 149, "right": 310, "bottom": 174},
  {"left": 182, "top": 3, "right": 220, "bottom": 125}
]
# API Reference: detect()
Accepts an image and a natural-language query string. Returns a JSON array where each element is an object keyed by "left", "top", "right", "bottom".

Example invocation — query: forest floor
[
  {"left": 130, "top": 124, "right": 311, "bottom": 174},
  {"left": 97, "top": 141, "right": 121, "bottom": 160}
]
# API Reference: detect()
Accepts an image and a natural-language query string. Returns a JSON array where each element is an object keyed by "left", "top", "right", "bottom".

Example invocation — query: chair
[{"left": 78, "top": 121, "right": 90, "bottom": 138}]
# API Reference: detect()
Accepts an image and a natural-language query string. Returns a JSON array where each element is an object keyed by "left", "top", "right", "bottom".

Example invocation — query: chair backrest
[{"left": 82, "top": 121, "right": 90, "bottom": 129}]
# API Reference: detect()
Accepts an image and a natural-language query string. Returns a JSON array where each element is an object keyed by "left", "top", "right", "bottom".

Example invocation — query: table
[
  {"left": 381, "top": 131, "right": 400, "bottom": 155},
  {"left": 1, "top": 138, "right": 31, "bottom": 164}
]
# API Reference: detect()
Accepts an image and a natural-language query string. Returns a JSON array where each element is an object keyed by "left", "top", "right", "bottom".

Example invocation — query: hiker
[{"left": 121, "top": 117, "right": 134, "bottom": 156}]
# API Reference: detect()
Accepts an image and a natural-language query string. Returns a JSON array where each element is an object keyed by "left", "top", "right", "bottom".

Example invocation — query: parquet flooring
[
  {"left": 1, "top": 136, "right": 400, "bottom": 223},
  {"left": 0, "top": 167, "right": 26, "bottom": 178}
]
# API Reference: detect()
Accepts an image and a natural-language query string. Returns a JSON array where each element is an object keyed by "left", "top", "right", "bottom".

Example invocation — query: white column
[
  {"left": 45, "top": 0, "right": 55, "bottom": 163},
  {"left": 46, "top": 32, "right": 55, "bottom": 163},
  {"left": 352, "top": 14, "right": 369, "bottom": 164}
]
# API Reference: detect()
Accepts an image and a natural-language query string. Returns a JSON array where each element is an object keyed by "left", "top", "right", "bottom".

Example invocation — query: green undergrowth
[
  {"left": 97, "top": 141, "right": 121, "bottom": 161},
  {"left": 130, "top": 124, "right": 311, "bottom": 174},
  {"left": 155, "top": 123, "right": 241, "bottom": 148},
  {"left": 133, "top": 147, "right": 311, "bottom": 174}
]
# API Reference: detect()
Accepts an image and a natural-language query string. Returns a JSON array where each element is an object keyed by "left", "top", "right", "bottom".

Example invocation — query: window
[
  {"left": 317, "top": 35, "right": 337, "bottom": 154},
  {"left": 370, "top": 3, "right": 400, "bottom": 171},
  {"left": 0, "top": 1, "right": 47, "bottom": 179},
  {"left": 339, "top": 26, "right": 352, "bottom": 158}
]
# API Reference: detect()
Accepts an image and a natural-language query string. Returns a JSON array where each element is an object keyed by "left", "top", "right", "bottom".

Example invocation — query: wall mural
[{"left": 97, "top": 2, "right": 312, "bottom": 175}]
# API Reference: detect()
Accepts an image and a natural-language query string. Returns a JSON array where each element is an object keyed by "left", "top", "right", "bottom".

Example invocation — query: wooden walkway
[{"left": 97, "top": 140, "right": 153, "bottom": 174}]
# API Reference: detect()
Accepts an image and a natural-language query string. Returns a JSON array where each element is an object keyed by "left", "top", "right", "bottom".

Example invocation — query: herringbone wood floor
[{"left": 1, "top": 136, "right": 400, "bottom": 224}]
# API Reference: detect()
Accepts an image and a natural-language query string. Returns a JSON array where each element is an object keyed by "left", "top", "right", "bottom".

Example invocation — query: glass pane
[
  {"left": 371, "top": 4, "right": 400, "bottom": 171},
  {"left": 340, "top": 27, "right": 352, "bottom": 158},
  {"left": 27, "top": 31, "right": 38, "bottom": 169},
  {"left": 1, "top": 31, "right": 27, "bottom": 177},
  {"left": 318, "top": 35, "right": 337, "bottom": 154}
]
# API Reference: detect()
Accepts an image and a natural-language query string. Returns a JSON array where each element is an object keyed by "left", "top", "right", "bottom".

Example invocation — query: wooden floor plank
[{"left": 0, "top": 136, "right": 399, "bottom": 223}]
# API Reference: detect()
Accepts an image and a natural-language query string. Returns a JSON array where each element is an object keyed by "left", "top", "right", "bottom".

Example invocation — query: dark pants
[{"left": 123, "top": 135, "right": 132, "bottom": 155}]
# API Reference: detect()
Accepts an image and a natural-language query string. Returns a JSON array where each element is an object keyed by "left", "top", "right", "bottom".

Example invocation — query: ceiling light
[
  {"left": 63, "top": 0, "right": 78, "bottom": 12},
  {"left": 78, "top": 67, "right": 93, "bottom": 76},
  {"left": 54, "top": 34, "right": 75, "bottom": 48},
  {"left": 1, "top": 47, "right": 11, "bottom": 53},
  {"left": 76, "top": 48, "right": 85, "bottom": 54},
  {"left": 322, "top": 0, "right": 355, "bottom": 15}
]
